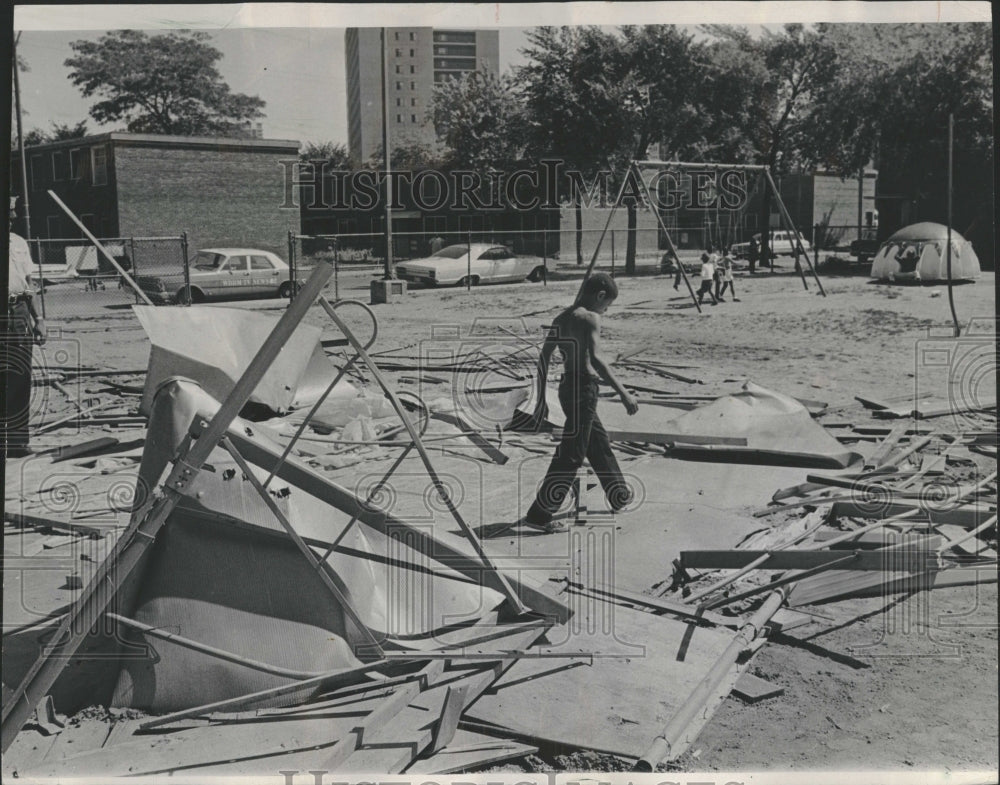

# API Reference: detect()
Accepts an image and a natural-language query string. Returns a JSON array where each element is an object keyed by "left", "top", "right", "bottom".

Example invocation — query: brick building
[{"left": 12, "top": 132, "right": 301, "bottom": 256}]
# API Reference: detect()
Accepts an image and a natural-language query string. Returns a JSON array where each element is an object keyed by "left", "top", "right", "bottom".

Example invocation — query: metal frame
[{"left": 0, "top": 262, "right": 543, "bottom": 751}]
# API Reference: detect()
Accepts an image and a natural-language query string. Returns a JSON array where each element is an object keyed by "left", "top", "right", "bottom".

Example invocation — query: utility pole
[
  {"left": 381, "top": 26, "right": 393, "bottom": 281},
  {"left": 370, "top": 27, "right": 406, "bottom": 304},
  {"left": 12, "top": 33, "right": 32, "bottom": 244}
]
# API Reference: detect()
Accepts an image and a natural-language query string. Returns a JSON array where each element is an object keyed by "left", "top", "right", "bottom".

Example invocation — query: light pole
[
  {"left": 381, "top": 26, "right": 393, "bottom": 281},
  {"left": 370, "top": 28, "right": 406, "bottom": 304}
]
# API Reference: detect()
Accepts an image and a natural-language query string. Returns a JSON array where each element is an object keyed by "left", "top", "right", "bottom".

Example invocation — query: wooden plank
[
  {"left": 551, "top": 429, "right": 747, "bottom": 446},
  {"left": 830, "top": 500, "right": 994, "bottom": 528},
  {"left": 406, "top": 730, "right": 537, "bottom": 774},
  {"left": 50, "top": 437, "right": 120, "bottom": 464},
  {"left": 867, "top": 423, "right": 909, "bottom": 469},
  {"left": 681, "top": 548, "right": 943, "bottom": 572},
  {"left": 430, "top": 411, "right": 509, "bottom": 465},
  {"left": 429, "top": 683, "right": 469, "bottom": 754},
  {"left": 466, "top": 602, "right": 737, "bottom": 758},
  {"left": 2, "top": 512, "right": 104, "bottom": 539},
  {"left": 732, "top": 672, "right": 784, "bottom": 703},
  {"left": 338, "top": 627, "right": 544, "bottom": 772}
]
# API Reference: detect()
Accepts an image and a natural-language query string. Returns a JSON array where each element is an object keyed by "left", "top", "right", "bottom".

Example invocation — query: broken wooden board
[
  {"left": 550, "top": 429, "right": 748, "bottom": 447},
  {"left": 405, "top": 729, "right": 537, "bottom": 774},
  {"left": 830, "top": 500, "right": 995, "bottom": 528},
  {"left": 732, "top": 672, "right": 785, "bottom": 703},
  {"left": 788, "top": 563, "right": 998, "bottom": 606},
  {"left": 681, "top": 548, "right": 943, "bottom": 572},
  {"left": 464, "top": 597, "right": 737, "bottom": 758}
]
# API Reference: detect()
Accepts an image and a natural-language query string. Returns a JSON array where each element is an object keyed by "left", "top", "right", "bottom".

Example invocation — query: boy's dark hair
[
  {"left": 580, "top": 272, "right": 618, "bottom": 302},
  {"left": 701, "top": 252, "right": 710, "bottom": 262}
]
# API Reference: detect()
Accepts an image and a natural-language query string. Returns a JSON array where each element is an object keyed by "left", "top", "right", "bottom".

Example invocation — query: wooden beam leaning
[
  {"left": 47, "top": 190, "right": 154, "bottom": 306},
  {"left": 0, "top": 259, "right": 336, "bottom": 753},
  {"left": 318, "top": 297, "right": 527, "bottom": 615}
]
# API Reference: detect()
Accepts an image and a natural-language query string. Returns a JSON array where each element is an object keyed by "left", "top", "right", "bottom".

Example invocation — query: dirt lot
[{"left": 7, "top": 261, "right": 998, "bottom": 776}]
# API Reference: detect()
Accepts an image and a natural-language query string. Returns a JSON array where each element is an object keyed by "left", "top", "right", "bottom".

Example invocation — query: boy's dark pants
[{"left": 526, "top": 377, "right": 631, "bottom": 525}]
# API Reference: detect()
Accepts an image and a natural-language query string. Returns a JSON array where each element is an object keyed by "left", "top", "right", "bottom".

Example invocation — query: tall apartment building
[{"left": 345, "top": 27, "right": 500, "bottom": 164}]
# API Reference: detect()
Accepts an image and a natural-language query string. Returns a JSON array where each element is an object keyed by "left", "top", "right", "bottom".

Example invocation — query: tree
[
  {"left": 613, "top": 26, "right": 709, "bottom": 272},
  {"left": 517, "top": 27, "right": 635, "bottom": 266},
  {"left": 699, "top": 25, "right": 835, "bottom": 264},
  {"left": 300, "top": 141, "right": 352, "bottom": 168},
  {"left": 801, "top": 23, "right": 993, "bottom": 260},
  {"left": 431, "top": 69, "right": 525, "bottom": 172},
  {"left": 65, "top": 30, "right": 265, "bottom": 136},
  {"left": 19, "top": 121, "right": 89, "bottom": 148}
]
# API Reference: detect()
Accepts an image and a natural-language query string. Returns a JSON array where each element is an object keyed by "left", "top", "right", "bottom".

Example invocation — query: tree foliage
[
  {"left": 65, "top": 30, "right": 265, "bottom": 136},
  {"left": 431, "top": 70, "right": 525, "bottom": 171},
  {"left": 300, "top": 140, "right": 352, "bottom": 168}
]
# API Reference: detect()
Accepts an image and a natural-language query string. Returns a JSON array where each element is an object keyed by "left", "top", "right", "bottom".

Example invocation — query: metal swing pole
[
  {"left": 575, "top": 165, "right": 633, "bottom": 302},
  {"left": 634, "top": 162, "right": 702, "bottom": 314},
  {"left": 763, "top": 168, "right": 826, "bottom": 296}
]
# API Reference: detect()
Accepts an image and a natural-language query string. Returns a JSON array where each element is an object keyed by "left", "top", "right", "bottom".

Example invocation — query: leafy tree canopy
[{"left": 65, "top": 30, "right": 265, "bottom": 136}]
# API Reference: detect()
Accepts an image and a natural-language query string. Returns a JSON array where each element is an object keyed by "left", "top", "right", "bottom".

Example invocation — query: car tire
[
  {"left": 176, "top": 286, "right": 203, "bottom": 304},
  {"left": 278, "top": 281, "right": 298, "bottom": 298},
  {"left": 526, "top": 266, "right": 546, "bottom": 283}
]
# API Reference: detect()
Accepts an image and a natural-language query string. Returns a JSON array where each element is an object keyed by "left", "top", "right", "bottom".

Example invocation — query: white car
[
  {"left": 394, "top": 244, "right": 547, "bottom": 286},
  {"left": 731, "top": 231, "right": 812, "bottom": 260}
]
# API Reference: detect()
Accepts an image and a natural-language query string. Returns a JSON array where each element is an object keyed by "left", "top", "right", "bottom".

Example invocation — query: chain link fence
[{"left": 29, "top": 235, "right": 188, "bottom": 319}]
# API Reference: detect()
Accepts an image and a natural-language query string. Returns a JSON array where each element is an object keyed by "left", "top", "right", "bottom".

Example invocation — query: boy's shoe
[{"left": 521, "top": 516, "right": 567, "bottom": 533}]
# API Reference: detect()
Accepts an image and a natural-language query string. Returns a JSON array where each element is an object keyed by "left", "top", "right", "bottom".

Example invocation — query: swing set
[{"left": 576, "top": 160, "right": 826, "bottom": 313}]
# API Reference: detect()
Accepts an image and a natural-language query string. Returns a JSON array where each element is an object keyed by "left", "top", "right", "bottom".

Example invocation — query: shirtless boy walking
[{"left": 523, "top": 273, "right": 638, "bottom": 532}]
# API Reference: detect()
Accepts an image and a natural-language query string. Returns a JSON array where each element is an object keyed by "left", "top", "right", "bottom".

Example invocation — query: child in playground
[
  {"left": 522, "top": 272, "right": 638, "bottom": 532},
  {"left": 696, "top": 252, "right": 718, "bottom": 305},
  {"left": 717, "top": 249, "right": 738, "bottom": 302}
]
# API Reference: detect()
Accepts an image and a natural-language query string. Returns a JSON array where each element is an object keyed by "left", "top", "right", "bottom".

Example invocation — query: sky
[{"left": 12, "top": 2, "right": 991, "bottom": 148}]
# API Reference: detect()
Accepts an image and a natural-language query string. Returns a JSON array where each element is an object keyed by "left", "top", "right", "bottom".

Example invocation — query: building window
[
  {"left": 29, "top": 155, "right": 44, "bottom": 191},
  {"left": 395, "top": 81, "right": 402, "bottom": 90},
  {"left": 396, "top": 114, "right": 402, "bottom": 123},
  {"left": 52, "top": 150, "right": 69, "bottom": 181},
  {"left": 409, "top": 48, "right": 415, "bottom": 56},
  {"left": 411, "top": 114, "right": 417, "bottom": 123},
  {"left": 396, "top": 98, "right": 402, "bottom": 106},
  {"left": 394, "top": 32, "right": 400, "bottom": 40},
  {"left": 409, "top": 32, "right": 415, "bottom": 41},
  {"left": 70, "top": 148, "right": 86, "bottom": 180},
  {"left": 395, "top": 65, "right": 401, "bottom": 74},
  {"left": 411, "top": 98, "right": 417, "bottom": 106},
  {"left": 409, "top": 65, "right": 415, "bottom": 74},
  {"left": 91, "top": 146, "right": 108, "bottom": 186},
  {"left": 395, "top": 48, "right": 402, "bottom": 57},
  {"left": 410, "top": 81, "right": 415, "bottom": 90}
]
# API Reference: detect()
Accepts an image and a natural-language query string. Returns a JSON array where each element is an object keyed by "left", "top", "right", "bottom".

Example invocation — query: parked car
[
  {"left": 849, "top": 229, "right": 880, "bottom": 264},
  {"left": 394, "top": 244, "right": 547, "bottom": 287},
  {"left": 731, "top": 230, "right": 813, "bottom": 260},
  {"left": 136, "top": 248, "right": 301, "bottom": 304}
]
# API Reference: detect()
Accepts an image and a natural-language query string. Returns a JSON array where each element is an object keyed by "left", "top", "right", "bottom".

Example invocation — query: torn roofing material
[
  {"left": 662, "top": 382, "right": 863, "bottom": 468},
  {"left": 116, "top": 378, "right": 539, "bottom": 712},
  {"left": 134, "top": 305, "right": 355, "bottom": 416}
]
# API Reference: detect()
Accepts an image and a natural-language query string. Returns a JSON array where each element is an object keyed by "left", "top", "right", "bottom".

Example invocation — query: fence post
[
  {"left": 287, "top": 230, "right": 296, "bottom": 307},
  {"left": 129, "top": 236, "right": 138, "bottom": 282},
  {"left": 543, "top": 227, "right": 548, "bottom": 286},
  {"left": 814, "top": 224, "right": 820, "bottom": 272},
  {"left": 333, "top": 235, "right": 339, "bottom": 302},
  {"left": 180, "top": 232, "right": 191, "bottom": 307}
]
